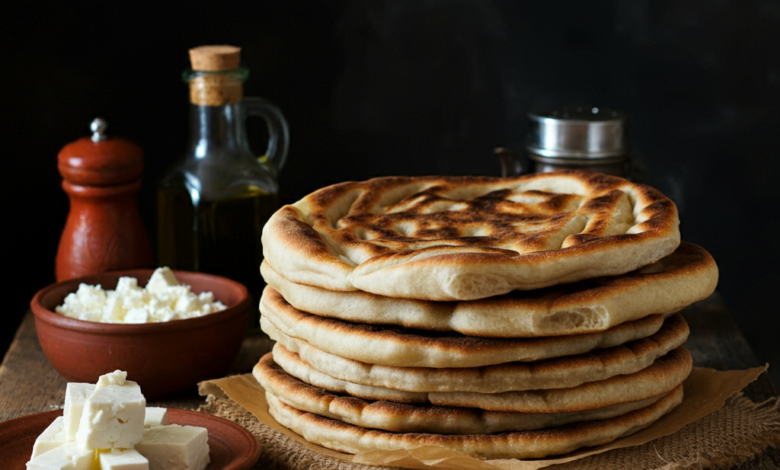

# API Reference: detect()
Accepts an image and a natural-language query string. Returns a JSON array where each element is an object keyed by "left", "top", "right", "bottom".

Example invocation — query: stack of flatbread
[{"left": 254, "top": 171, "right": 719, "bottom": 460}]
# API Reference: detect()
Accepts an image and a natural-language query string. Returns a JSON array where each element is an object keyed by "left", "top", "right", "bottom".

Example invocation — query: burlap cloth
[{"left": 198, "top": 391, "right": 780, "bottom": 470}]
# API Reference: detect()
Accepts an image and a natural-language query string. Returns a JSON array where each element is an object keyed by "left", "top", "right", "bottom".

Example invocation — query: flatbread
[
  {"left": 262, "top": 242, "right": 716, "bottom": 337},
  {"left": 263, "top": 347, "right": 692, "bottom": 412},
  {"left": 267, "top": 314, "right": 688, "bottom": 393},
  {"left": 260, "top": 287, "right": 667, "bottom": 368},
  {"left": 262, "top": 172, "right": 680, "bottom": 300},
  {"left": 266, "top": 346, "right": 428, "bottom": 404},
  {"left": 256, "top": 353, "right": 673, "bottom": 434},
  {"left": 265, "top": 382, "right": 684, "bottom": 459}
]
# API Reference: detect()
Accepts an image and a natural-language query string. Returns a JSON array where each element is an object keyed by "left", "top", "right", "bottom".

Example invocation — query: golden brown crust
[{"left": 262, "top": 171, "right": 681, "bottom": 300}]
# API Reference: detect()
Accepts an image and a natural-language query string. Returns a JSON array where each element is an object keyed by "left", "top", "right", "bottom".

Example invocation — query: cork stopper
[
  {"left": 189, "top": 45, "right": 241, "bottom": 71},
  {"left": 188, "top": 45, "right": 244, "bottom": 106}
]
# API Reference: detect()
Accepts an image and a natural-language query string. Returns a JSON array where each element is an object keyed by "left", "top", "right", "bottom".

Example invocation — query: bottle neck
[
  {"left": 185, "top": 68, "right": 249, "bottom": 160},
  {"left": 188, "top": 102, "right": 249, "bottom": 158}
]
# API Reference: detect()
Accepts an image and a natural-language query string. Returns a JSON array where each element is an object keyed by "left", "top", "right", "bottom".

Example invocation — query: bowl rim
[{"left": 30, "top": 269, "right": 252, "bottom": 335}]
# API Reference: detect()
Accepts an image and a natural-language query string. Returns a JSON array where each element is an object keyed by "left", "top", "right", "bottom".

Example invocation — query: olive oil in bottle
[
  {"left": 157, "top": 184, "right": 278, "bottom": 299},
  {"left": 157, "top": 45, "right": 289, "bottom": 334}
]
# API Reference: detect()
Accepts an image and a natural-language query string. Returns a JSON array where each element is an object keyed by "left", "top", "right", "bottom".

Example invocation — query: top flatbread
[{"left": 262, "top": 171, "right": 680, "bottom": 300}]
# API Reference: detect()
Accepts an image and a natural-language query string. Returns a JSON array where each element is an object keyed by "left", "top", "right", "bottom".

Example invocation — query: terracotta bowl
[{"left": 30, "top": 269, "right": 250, "bottom": 399}]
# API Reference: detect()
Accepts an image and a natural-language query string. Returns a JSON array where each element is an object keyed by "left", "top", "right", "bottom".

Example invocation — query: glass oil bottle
[{"left": 157, "top": 46, "right": 289, "bottom": 333}]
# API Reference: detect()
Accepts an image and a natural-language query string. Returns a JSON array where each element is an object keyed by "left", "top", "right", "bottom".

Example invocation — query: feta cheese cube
[
  {"left": 124, "top": 308, "right": 150, "bottom": 324},
  {"left": 174, "top": 291, "right": 202, "bottom": 315},
  {"left": 146, "top": 267, "right": 179, "bottom": 295},
  {"left": 135, "top": 425, "right": 210, "bottom": 470},
  {"left": 99, "top": 449, "right": 149, "bottom": 470},
  {"left": 30, "top": 416, "right": 67, "bottom": 459},
  {"left": 103, "top": 293, "right": 126, "bottom": 323},
  {"left": 75, "top": 283, "right": 106, "bottom": 308},
  {"left": 56, "top": 284, "right": 106, "bottom": 322},
  {"left": 144, "top": 407, "right": 168, "bottom": 426},
  {"left": 75, "top": 372, "right": 146, "bottom": 450},
  {"left": 63, "top": 383, "right": 95, "bottom": 440},
  {"left": 115, "top": 277, "right": 140, "bottom": 294},
  {"left": 197, "top": 292, "right": 214, "bottom": 304},
  {"left": 25, "top": 443, "right": 93, "bottom": 470},
  {"left": 152, "top": 306, "right": 177, "bottom": 322},
  {"left": 121, "top": 288, "right": 150, "bottom": 312}
]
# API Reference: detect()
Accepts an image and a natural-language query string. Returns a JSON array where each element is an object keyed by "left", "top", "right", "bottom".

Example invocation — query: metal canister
[{"left": 526, "top": 106, "right": 628, "bottom": 177}]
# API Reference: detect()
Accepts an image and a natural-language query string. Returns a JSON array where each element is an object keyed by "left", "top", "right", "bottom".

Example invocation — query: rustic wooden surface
[
  {"left": 1, "top": 293, "right": 777, "bottom": 469},
  {"left": 680, "top": 295, "right": 780, "bottom": 470},
  {"left": 0, "top": 313, "right": 274, "bottom": 421}
]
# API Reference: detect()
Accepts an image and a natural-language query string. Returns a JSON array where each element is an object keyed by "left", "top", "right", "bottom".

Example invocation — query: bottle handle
[{"left": 242, "top": 97, "right": 290, "bottom": 174}]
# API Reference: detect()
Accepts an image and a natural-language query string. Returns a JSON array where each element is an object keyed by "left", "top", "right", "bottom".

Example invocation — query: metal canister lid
[{"left": 526, "top": 106, "right": 626, "bottom": 159}]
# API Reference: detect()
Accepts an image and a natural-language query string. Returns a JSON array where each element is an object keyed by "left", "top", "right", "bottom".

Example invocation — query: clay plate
[{"left": 0, "top": 408, "right": 261, "bottom": 469}]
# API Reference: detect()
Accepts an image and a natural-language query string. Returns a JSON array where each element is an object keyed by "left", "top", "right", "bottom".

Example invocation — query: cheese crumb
[
  {"left": 96, "top": 370, "right": 127, "bottom": 388},
  {"left": 55, "top": 267, "right": 226, "bottom": 324}
]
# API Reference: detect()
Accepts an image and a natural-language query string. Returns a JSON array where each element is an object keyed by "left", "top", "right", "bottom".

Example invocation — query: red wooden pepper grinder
[{"left": 55, "top": 118, "right": 154, "bottom": 281}]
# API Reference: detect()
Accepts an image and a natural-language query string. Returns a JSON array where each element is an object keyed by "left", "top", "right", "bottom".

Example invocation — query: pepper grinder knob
[{"left": 90, "top": 118, "right": 108, "bottom": 142}]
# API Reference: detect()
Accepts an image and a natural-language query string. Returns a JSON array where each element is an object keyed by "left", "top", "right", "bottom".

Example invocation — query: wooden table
[{"left": 1, "top": 293, "right": 777, "bottom": 469}]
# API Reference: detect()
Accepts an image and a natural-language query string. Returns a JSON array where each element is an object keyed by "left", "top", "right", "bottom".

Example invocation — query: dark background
[{"left": 4, "top": 1, "right": 778, "bottom": 386}]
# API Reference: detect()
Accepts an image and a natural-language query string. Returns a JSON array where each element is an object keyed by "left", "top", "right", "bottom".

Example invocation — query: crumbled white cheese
[{"left": 55, "top": 267, "right": 226, "bottom": 324}]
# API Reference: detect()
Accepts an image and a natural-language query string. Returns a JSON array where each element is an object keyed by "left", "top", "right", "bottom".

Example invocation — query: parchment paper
[{"left": 199, "top": 365, "right": 767, "bottom": 470}]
